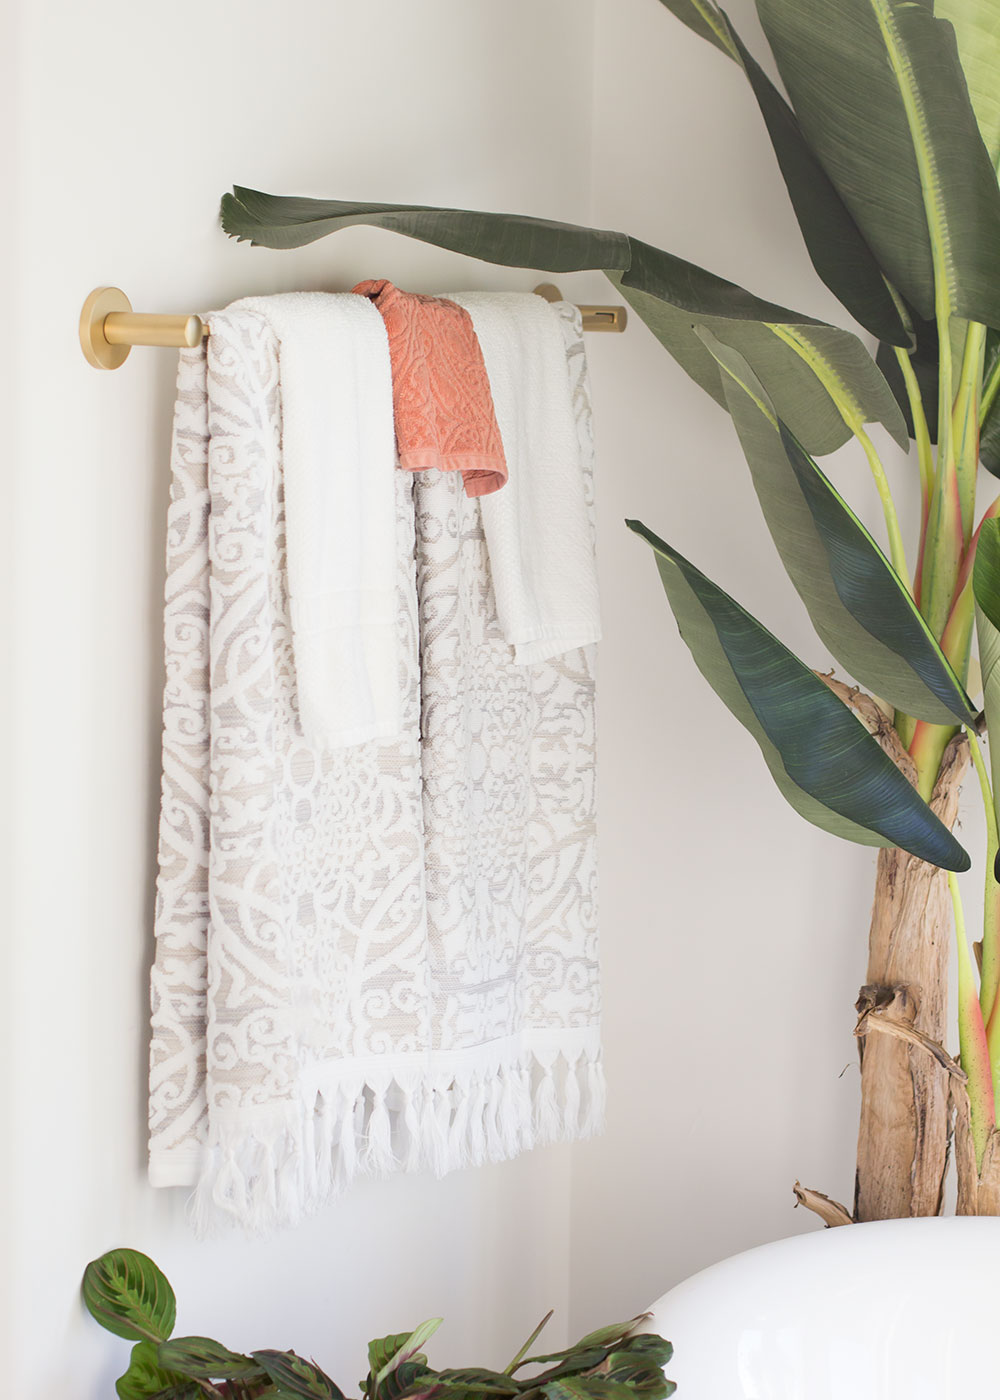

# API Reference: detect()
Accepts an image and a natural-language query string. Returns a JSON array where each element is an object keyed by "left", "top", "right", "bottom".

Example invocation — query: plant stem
[
  {"left": 948, "top": 870, "right": 996, "bottom": 1170},
  {"left": 855, "top": 426, "right": 912, "bottom": 590},
  {"left": 504, "top": 1312, "right": 554, "bottom": 1374},
  {"left": 967, "top": 729, "right": 1000, "bottom": 1024},
  {"left": 954, "top": 322, "right": 986, "bottom": 542},
  {"left": 893, "top": 343, "right": 934, "bottom": 522},
  {"left": 909, "top": 721, "right": 955, "bottom": 802}
]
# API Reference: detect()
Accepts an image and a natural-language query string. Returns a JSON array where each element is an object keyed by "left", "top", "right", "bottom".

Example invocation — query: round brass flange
[{"left": 79, "top": 286, "right": 133, "bottom": 370}]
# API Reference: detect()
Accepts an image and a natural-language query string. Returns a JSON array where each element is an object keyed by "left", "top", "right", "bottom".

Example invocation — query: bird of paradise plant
[{"left": 220, "top": 0, "right": 1000, "bottom": 1218}]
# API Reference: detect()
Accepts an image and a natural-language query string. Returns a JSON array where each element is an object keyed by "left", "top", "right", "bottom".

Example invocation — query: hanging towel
[
  {"left": 148, "top": 309, "right": 603, "bottom": 1234},
  {"left": 448, "top": 294, "right": 601, "bottom": 665},
  {"left": 352, "top": 279, "right": 507, "bottom": 497},
  {"left": 234, "top": 291, "right": 399, "bottom": 750}
]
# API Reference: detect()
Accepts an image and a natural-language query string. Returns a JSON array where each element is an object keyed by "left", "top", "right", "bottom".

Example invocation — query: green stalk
[
  {"left": 855, "top": 426, "right": 912, "bottom": 591},
  {"left": 967, "top": 729, "right": 1000, "bottom": 1026},
  {"left": 949, "top": 871, "right": 996, "bottom": 1169},
  {"left": 953, "top": 322, "right": 987, "bottom": 541},
  {"left": 893, "top": 343, "right": 934, "bottom": 522}
]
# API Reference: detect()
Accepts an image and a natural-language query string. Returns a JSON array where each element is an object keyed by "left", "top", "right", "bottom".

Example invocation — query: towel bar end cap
[{"left": 80, "top": 286, "right": 133, "bottom": 370}]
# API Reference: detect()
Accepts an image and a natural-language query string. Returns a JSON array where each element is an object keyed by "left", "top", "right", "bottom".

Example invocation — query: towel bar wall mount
[{"left": 79, "top": 284, "right": 627, "bottom": 370}]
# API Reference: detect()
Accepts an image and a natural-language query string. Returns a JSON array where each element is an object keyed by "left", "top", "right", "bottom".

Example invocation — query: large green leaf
[
  {"left": 221, "top": 193, "right": 906, "bottom": 455},
  {"left": 936, "top": 0, "right": 1000, "bottom": 172},
  {"left": 657, "top": 0, "right": 907, "bottom": 342},
  {"left": 702, "top": 329, "right": 975, "bottom": 723},
  {"left": 627, "top": 520, "right": 970, "bottom": 870},
  {"left": 974, "top": 518, "right": 1000, "bottom": 879},
  {"left": 756, "top": 0, "right": 1000, "bottom": 327},
  {"left": 729, "top": 30, "right": 907, "bottom": 344},
  {"left": 82, "top": 1250, "right": 176, "bottom": 1345}
]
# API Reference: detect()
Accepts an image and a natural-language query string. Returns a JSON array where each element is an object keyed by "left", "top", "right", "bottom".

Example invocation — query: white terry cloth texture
[
  {"left": 148, "top": 306, "right": 603, "bottom": 1236},
  {"left": 447, "top": 294, "right": 601, "bottom": 665},
  {"left": 234, "top": 292, "right": 399, "bottom": 749}
]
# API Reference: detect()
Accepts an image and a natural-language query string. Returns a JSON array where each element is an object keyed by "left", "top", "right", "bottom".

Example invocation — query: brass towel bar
[{"left": 79, "top": 284, "right": 627, "bottom": 370}]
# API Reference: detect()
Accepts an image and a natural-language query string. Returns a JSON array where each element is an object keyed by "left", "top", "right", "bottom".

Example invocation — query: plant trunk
[
  {"left": 854, "top": 733, "right": 969, "bottom": 1221},
  {"left": 954, "top": 1084, "right": 1000, "bottom": 1213}
]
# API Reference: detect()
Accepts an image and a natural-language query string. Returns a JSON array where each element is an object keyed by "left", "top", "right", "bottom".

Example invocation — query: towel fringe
[{"left": 188, "top": 1039, "right": 604, "bottom": 1235}]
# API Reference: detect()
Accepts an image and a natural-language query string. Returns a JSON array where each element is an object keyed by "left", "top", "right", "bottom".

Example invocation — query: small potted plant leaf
[{"left": 82, "top": 1249, "right": 676, "bottom": 1400}]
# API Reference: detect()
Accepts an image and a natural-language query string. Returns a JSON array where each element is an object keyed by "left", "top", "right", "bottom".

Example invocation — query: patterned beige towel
[{"left": 148, "top": 302, "right": 602, "bottom": 1235}]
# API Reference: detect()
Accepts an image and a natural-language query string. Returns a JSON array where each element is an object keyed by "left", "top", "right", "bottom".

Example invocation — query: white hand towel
[
  {"left": 448, "top": 293, "right": 601, "bottom": 665},
  {"left": 235, "top": 292, "right": 399, "bottom": 747}
]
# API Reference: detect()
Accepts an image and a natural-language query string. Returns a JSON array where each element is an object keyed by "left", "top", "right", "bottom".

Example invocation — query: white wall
[{"left": 6, "top": 4, "right": 601, "bottom": 1396}]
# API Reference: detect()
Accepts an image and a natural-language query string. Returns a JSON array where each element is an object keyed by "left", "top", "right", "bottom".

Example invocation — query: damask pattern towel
[{"left": 148, "top": 303, "right": 602, "bottom": 1235}]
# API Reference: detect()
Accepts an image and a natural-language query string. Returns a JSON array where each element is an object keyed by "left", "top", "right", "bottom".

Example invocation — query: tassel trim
[{"left": 184, "top": 1034, "right": 605, "bottom": 1237}]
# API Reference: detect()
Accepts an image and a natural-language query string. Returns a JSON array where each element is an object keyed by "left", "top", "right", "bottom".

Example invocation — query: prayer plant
[
  {"left": 220, "top": 0, "right": 1000, "bottom": 1216},
  {"left": 81, "top": 1249, "right": 676, "bottom": 1400}
]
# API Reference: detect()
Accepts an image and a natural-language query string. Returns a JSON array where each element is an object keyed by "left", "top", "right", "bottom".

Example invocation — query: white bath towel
[
  {"left": 448, "top": 294, "right": 601, "bottom": 665},
  {"left": 234, "top": 292, "right": 399, "bottom": 749},
  {"left": 148, "top": 308, "right": 603, "bottom": 1234}
]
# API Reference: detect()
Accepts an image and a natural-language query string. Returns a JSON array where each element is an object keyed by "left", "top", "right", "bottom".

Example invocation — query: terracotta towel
[{"left": 352, "top": 279, "right": 507, "bottom": 497}]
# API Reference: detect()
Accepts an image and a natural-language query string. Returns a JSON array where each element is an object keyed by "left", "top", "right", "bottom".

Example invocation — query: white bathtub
[{"left": 643, "top": 1218, "right": 1000, "bottom": 1399}]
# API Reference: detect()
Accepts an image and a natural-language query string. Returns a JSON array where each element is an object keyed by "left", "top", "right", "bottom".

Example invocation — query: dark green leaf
[
  {"left": 627, "top": 520, "right": 971, "bottom": 870},
  {"left": 115, "top": 1341, "right": 197, "bottom": 1400},
  {"left": 655, "top": 0, "right": 739, "bottom": 58},
  {"left": 221, "top": 192, "right": 904, "bottom": 456},
  {"left": 252, "top": 1351, "right": 346, "bottom": 1400},
  {"left": 756, "top": 0, "right": 1000, "bottom": 326},
  {"left": 540, "top": 1379, "right": 668, "bottom": 1400},
  {"left": 703, "top": 329, "right": 975, "bottom": 723},
  {"left": 221, "top": 188, "right": 630, "bottom": 269},
  {"left": 599, "top": 1339, "right": 674, "bottom": 1371},
  {"left": 157, "top": 1337, "right": 265, "bottom": 1382},
  {"left": 82, "top": 1250, "right": 177, "bottom": 1345},
  {"left": 728, "top": 26, "right": 907, "bottom": 344}
]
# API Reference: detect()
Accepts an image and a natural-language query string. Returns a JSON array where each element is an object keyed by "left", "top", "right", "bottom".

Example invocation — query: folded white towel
[
  {"left": 448, "top": 293, "right": 601, "bottom": 665},
  {"left": 234, "top": 292, "right": 399, "bottom": 747}
]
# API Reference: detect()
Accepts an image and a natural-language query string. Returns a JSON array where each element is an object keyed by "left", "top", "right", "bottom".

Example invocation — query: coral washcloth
[
  {"left": 352, "top": 279, "right": 507, "bottom": 497},
  {"left": 234, "top": 292, "right": 400, "bottom": 749},
  {"left": 449, "top": 294, "right": 601, "bottom": 664}
]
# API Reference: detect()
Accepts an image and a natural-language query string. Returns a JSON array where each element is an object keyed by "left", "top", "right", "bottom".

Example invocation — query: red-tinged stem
[{"left": 950, "top": 871, "right": 996, "bottom": 1169}]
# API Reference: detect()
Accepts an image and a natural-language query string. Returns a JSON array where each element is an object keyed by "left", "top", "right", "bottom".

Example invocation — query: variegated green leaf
[{"left": 82, "top": 1249, "right": 176, "bottom": 1345}]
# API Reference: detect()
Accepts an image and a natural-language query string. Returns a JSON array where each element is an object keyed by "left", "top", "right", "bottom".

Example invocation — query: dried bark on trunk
[
  {"left": 953, "top": 1084, "right": 1000, "bottom": 1214},
  {"left": 854, "top": 733, "right": 969, "bottom": 1220}
]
